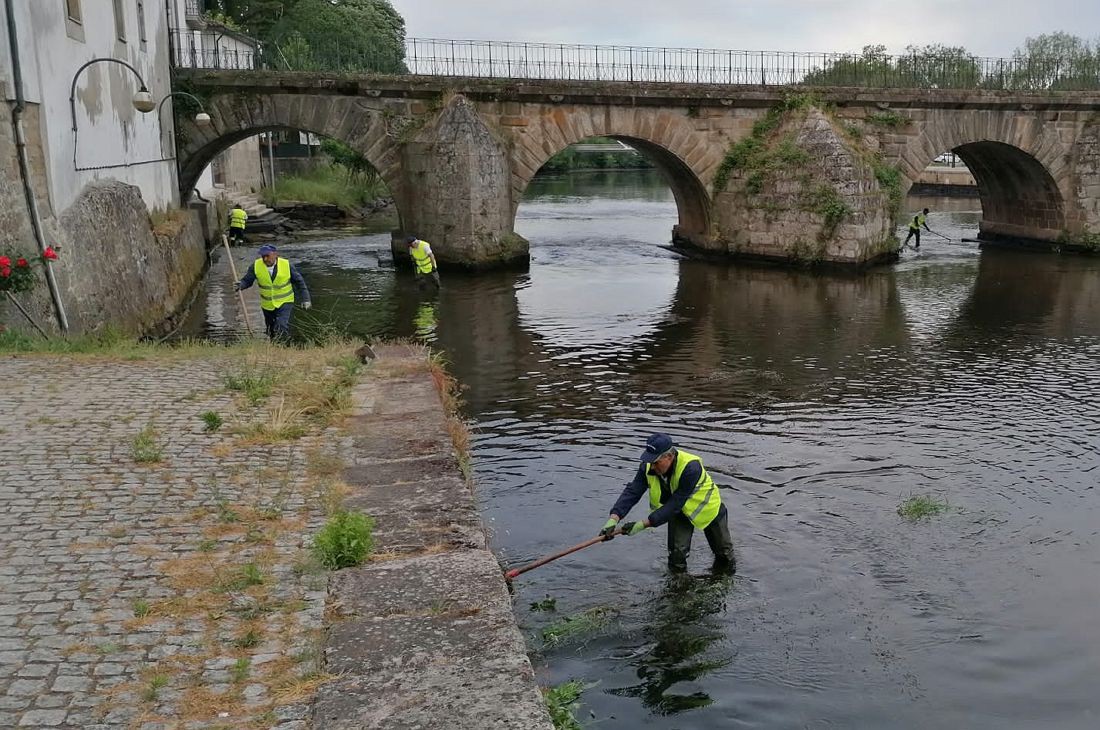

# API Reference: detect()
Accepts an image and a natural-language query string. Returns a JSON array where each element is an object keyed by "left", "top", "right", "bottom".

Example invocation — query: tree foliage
[
  {"left": 1008, "top": 32, "right": 1100, "bottom": 90},
  {"left": 802, "top": 44, "right": 981, "bottom": 89},
  {"left": 202, "top": 0, "right": 406, "bottom": 73}
]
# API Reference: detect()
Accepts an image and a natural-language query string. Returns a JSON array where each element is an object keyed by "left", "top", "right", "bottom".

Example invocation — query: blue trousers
[{"left": 262, "top": 304, "right": 293, "bottom": 342}]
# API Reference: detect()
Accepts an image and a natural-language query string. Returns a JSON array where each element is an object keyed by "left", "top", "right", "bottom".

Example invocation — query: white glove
[{"left": 302, "top": 301, "right": 312, "bottom": 310}]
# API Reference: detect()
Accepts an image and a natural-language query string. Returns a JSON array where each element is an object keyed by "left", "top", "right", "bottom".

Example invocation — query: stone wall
[
  {"left": 1, "top": 100, "right": 209, "bottom": 336},
  {"left": 710, "top": 107, "right": 896, "bottom": 265}
]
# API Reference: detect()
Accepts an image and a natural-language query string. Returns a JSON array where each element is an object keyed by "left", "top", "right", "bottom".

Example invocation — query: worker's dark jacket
[{"left": 610, "top": 453, "right": 726, "bottom": 528}]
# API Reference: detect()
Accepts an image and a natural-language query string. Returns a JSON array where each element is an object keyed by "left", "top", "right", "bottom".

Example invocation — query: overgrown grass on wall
[{"left": 262, "top": 163, "right": 389, "bottom": 211}]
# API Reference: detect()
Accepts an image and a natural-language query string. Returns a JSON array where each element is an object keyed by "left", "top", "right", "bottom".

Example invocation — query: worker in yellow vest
[
  {"left": 599, "top": 433, "right": 734, "bottom": 573},
  {"left": 405, "top": 235, "right": 440, "bottom": 290},
  {"left": 903, "top": 207, "right": 931, "bottom": 250},
  {"left": 234, "top": 244, "right": 311, "bottom": 342},
  {"left": 228, "top": 203, "right": 248, "bottom": 244}
]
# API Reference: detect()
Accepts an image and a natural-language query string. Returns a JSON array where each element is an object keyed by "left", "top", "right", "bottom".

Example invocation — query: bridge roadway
[{"left": 175, "top": 70, "right": 1100, "bottom": 267}]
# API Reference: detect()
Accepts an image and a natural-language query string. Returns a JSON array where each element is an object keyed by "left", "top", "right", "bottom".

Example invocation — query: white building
[{"left": 0, "top": 0, "right": 179, "bottom": 212}]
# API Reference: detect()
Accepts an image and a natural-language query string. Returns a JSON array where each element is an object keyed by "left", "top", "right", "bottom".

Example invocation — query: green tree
[
  {"left": 1009, "top": 32, "right": 1100, "bottom": 90},
  {"left": 802, "top": 43, "right": 983, "bottom": 89},
  {"left": 895, "top": 44, "right": 982, "bottom": 88},
  {"left": 267, "top": 0, "right": 407, "bottom": 73}
]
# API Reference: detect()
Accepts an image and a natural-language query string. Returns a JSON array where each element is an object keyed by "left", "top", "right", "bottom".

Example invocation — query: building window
[
  {"left": 65, "top": 0, "right": 81, "bottom": 22},
  {"left": 136, "top": 0, "right": 147, "bottom": 44},
  {"left": 113, "top": 0, "right": 126, "bottom": 42}
]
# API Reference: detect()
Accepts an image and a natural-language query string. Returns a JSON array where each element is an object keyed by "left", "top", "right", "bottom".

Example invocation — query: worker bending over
[{"left": 600, "top": 433, "right": 735, "bottom": 574}]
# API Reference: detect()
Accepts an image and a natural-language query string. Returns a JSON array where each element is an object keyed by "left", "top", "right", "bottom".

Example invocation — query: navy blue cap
[
  {"left": 640, "top": 433, "right": 674, "bottom": 463},
  {"left": 405, "top": 235, "right": 417, "bottom": 244},
  {"left": 257, "top": 244, "right": 277, "bottom": 255}
]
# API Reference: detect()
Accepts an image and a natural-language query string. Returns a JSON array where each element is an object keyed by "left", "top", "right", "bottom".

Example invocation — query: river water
[{"left": 189, "top": 171, "right": 1100, "bottom": 729}]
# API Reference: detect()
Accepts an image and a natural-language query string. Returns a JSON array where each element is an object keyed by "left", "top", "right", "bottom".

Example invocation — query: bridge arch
[
  {"left": 900, "top": 113, "right": 1068, "bottom": 242},
  {"left": 508, "top": 109, "right": 723, "bottom": 246},
  {"left": 176, "top": 94, "right": 406, "bottom": 219}
]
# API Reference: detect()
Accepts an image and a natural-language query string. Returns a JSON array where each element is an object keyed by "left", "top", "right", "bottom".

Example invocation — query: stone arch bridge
[{"left": 175, "top": 70, "right": 1100, "bottom": 268}]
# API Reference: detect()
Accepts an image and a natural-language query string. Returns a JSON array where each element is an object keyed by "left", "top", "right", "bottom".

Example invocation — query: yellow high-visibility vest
[
  {"left": 646, "top": 449, "right": 722, "bottom": 530},
  {"left": 253, "top": 257, "right": 294, "bottom": 311},
  {"left": 909, "top": 213, "right": 926, "bottom": 231},
  {"left": 230, "top": 208, "right": 248, "bottom": 229},
  {"left": 410, "top": 240, "right": 434, "bottom": 274}
]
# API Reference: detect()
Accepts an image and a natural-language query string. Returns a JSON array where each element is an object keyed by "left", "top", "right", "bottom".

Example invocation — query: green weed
[
  {"left": 225, "top": 368, "right": 275, "bottom": 405},
  {"left": 132, "top": 599, "right": 151, "bottom": 618},
  {"left": 197, "top": 539, "right": 218, "bottom": 553},
  {"left": 131, "top": 423, "right": 164, "bottom": 463},
  {"left": 231, "top": 658, "right": 251, "bottom": 683},
  {"left": 142, "top": 674, "right": 169, "bottom": 702},
  {"left": 530, "top": 597, "right": 558, "bottom": 613},
  {"left": 312, "top": 511, "right": 375, "bottom": 569},
  {"left": 200, "top": 411, "right": 224, "bottom": 432}
]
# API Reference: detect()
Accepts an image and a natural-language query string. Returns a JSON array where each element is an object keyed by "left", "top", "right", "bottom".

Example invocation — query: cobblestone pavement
[{"left": 0, "top": 353, "right": 342, "bottom": 729}]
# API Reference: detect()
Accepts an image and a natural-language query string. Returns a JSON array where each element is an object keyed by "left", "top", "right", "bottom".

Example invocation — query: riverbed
[{"left": 186, "top": 170, "right": 1100, "bottom": 728}]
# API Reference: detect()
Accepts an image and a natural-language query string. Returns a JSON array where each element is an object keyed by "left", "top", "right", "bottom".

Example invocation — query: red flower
[
  {"left": 15, "top": 258, "right": 27, "bottom": 267},
  {"left": 0, "top": 256, "right": 9, "bottom": 268},
  {"left": 0, "top": 267, "right": 10, "bottom": 278},
  {"left": 42, "top": 247, "right": 58, "bottom": 261}
]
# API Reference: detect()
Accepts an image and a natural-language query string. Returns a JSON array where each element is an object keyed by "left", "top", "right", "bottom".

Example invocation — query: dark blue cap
[
  {"left": 258, "top": 244, "right": 277, "bottom": 255},
  {"left": 640, "top": 433, "right": 674, "bottom": 463},
  {"left": 405, "top": 235, "right": 417, "bottom": 244}
]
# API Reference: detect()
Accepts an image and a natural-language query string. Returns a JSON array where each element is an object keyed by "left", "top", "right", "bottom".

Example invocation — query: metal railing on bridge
[{"left": 170, "top": 31, "right": 1100, "bottom": 91}]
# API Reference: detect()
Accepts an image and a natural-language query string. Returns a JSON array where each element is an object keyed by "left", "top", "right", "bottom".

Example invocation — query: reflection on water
[{"left": 184, "top": 176, "right": 1100, "bottom": 728}]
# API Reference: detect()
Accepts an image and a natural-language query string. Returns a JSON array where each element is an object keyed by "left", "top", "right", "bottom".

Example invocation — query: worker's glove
[
  {"left": 233, "top": 282, "right": 241, "bottom": 292},
  {"left": 619, "top": 521, "right": 647, "bottom": 537},
  {"left": 599, "top": 517, "right": 619, "bottom": 540},
  {"left": 302, "top": 301, "right": 312, "bottom": 310}
]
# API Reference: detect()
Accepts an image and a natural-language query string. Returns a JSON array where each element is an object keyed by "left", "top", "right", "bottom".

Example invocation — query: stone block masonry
[
  {"left": 312, "top": 344, "right": 552, "bottom": 729},
  {"left": 0, "top": 343, "right": 550, "bottom": 729}
]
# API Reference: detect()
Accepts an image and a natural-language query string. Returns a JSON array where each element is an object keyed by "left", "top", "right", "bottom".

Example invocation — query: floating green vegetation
[
  {"left": 529, "top": 596, "right": 557, "bottom": 613},
  {"left": 541, "top": 606, "right": 618, "bottom": 648},
  {"left": 544, "top": 679, "right": 587, "bottom": 730},
  {"left": 897, "top": 494, "right": 951, "bottom": 520}
]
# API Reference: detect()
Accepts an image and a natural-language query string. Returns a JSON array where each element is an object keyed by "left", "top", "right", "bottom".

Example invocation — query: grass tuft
[
  {"left": 225, "top": 367, "right": 275, "bottom": 405},
  {"left": 312, "top": 511, "right": 374, "bottom": 569},
  {"left": 200, "top": 410, "right": 224, "bottom": 432},
  {"left": 141, "top": 674, "right": 170, "bottom": 702},
  {"left": 131, "top": 423, "right": 164, "bottom": 463},
  {"left": 898, "top": 494, "right": 950, "bottom": 520},
  {"left": 132, "top": 599, "right": 151, "bottom": 618}
]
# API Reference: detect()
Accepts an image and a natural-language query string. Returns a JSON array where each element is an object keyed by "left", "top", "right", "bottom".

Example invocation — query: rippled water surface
[{"left": 188, "top": 171, "right": 1100, "bottom": 728}]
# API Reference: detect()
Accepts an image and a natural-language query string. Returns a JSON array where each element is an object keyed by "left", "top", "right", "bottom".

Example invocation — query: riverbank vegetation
[
  {"left": 539, "top": 138, "right": 654, "bottom": 174},
  {"left": 262, "top": 139, "right": 389, "bottom": 212}
]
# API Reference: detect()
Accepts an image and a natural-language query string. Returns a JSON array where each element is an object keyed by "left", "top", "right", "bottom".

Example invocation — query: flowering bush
[
  {"left": 0, "top": 246, "right": 57, "bottom": 293},
  {"left": 0, "top": 252, "right": 36, "bottom": 293}
]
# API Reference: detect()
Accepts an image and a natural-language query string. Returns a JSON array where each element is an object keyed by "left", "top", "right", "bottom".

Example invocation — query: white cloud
[{"left": 391, "top": 0, "right": 1097, "bottom": 58}]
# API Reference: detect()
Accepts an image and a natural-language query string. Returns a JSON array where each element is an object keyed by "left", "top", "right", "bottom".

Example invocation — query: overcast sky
[{"left": 390, "top": 0, "right": 1097, "bottom": 58}]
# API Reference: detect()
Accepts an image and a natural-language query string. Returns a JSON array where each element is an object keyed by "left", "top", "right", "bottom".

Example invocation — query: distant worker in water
[
  {"left": 406, "top": 235, "right": 440, "bottom": 290},
  {"left": 228, "top": 203, "right": 248, "bottom": 244},
  {"left": 234, "top": 244, "right": 311, "bottom": 342},
  {"left": 599, "top": 433, "right": 735, "bottom": 574},
  {"left": 904, "top": 207, "right": 931, "bottom": 250}
]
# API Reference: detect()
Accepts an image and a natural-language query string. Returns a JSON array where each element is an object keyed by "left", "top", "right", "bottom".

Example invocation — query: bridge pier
[{"left": 390, "top": 95, "right": 529, "bottom": 270}]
